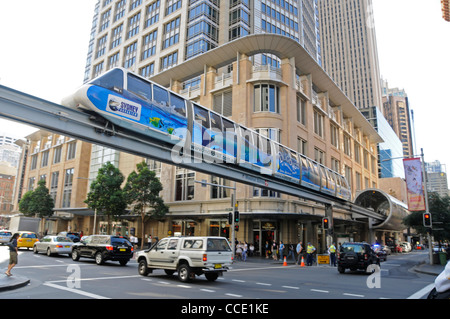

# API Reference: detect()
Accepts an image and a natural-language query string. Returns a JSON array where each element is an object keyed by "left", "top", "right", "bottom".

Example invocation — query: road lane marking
[
  {"left": 226, "top": 293, "right": 243, "bottom": 298},
  {"left": 282, "top": 286, "right": 299, "bottom": 290},
  {"left": 343, "top": 293, "right": 365, "bottom": 298},
  {"left": 311, "top": 289, "right": 329, "bottom": 293},
  {"left": 201, "top": 289, "right": 215, "bottom": 293},
  {"left": 177, "top": 284, "right": 192, "bottom": 289},
  {"left": 256, "top": 282, "right": 272, "bottom": 286},
  {"left": 407, "top": 283, "right": 435, "bottom": 299},
  {"left": 43, "top": 282, "right": 110, "bottom": 299},
  {"left": 232, "top": 279, "right": 246, "bottom": 283}
]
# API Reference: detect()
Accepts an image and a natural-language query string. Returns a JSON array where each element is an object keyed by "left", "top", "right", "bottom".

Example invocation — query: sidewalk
[{"left": 0, "top": 247, "right": 30, "bottom": 291}]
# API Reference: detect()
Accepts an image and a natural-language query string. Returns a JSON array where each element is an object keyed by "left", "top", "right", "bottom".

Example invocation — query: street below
[{"left": 0, "top": 246, "right": 437, "bottom": 301}]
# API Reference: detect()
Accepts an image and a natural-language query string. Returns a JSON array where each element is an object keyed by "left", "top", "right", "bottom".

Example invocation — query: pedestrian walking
[
  {"left": 279, "top": 241, "right": 285, "bottom": 261},
  {"left": 296, "top": 241, "right": 303, "bottom": 264},
  {"left": 328, "top": 243, "right": 337, "bottom": 266},
  {"left": 306, "top": 242, "right": 316, "bottom": 266},
  {"left": 272, "top": 241, "right": 278, "bottom": 260},
  {"left": 287, "top": 243, "right": 296, "bottom": 262},
  {"left": 5, "top": 233, "right": 19, "bottom": 276},
  {"left": 265, "top": 241, "right": 270, "bottom": 259},
  {"left": 242, "top": 242, "right": 248, "bottom": 261}
]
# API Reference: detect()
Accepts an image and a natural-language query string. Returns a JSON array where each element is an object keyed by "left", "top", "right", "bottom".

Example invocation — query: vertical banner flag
[{"left": 403, "top": 158, "right": 426, "bottom": 211}]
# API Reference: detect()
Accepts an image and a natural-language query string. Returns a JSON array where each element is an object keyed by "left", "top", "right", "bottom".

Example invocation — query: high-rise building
[
  {"left": 317, "top": 0, "right": 383, "bottom": 110},
  {"left": 83, "top": 0, "right": 323, "bottom": 82},
  {"left": 381, "top": 80, "right": 414, "bottom": 158},
  {"left": 425, "top": 161, "right": 449, "bottom": 197}
]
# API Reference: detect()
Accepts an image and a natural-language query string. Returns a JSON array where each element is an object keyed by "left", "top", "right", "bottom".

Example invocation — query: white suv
[{"left": 136, "top": 236, "right": 233, "bottom": 282}]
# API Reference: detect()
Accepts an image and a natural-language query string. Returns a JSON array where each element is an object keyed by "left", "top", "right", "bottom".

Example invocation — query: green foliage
[
  {"left": 85, "top": 162, "right": 127, "bottom": 234},
  {"left": 124, "top": 161, "right": 168, "bottom": 248},
  {"left": 403, "top": 192, "right": 450, "bottom": 241},
  {"left": 18, "top": 180, "right": 54, "bottom": 218}
]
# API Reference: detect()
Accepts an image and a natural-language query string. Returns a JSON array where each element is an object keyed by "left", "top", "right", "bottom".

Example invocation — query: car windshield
[
  {"left": 56, "top": 236, "right": 72, "bottom": 242},
  {"left": 207, "top": 238, "right": 231, "bottom": 252},
  {"left": 340, "top": 244, "right": 366, "bottom": 253}
]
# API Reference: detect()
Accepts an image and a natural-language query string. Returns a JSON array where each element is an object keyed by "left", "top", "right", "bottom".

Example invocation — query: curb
[{"left": 0, "top": 275, "right": 30, "bottom": 292}]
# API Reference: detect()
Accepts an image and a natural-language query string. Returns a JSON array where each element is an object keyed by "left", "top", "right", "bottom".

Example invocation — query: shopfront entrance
[{"left": 253, "top": 221, "right": 277, "bottom": 257}]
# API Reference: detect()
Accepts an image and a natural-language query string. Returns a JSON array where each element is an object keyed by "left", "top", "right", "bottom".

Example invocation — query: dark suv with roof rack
[
  {"left": 337, "top": 242, "right": 380, "bottom": 274},
  {"left": 71, "top": 235, "right": 133, "bottom": 266}
]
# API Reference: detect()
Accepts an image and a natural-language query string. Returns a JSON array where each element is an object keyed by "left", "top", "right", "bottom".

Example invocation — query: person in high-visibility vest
[
  {"left": 306, "top": 243, "right": 316, "bottom": 266},
  {"left": 329, "top": 243, "right": 337, "bottom": 266}
]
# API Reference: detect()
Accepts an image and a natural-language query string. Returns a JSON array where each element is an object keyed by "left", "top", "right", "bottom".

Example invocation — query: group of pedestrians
[{"left": 235, "top": 241, "right": 254, "bottom": 261}]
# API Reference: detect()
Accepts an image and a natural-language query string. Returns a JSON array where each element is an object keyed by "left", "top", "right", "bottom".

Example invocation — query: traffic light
[
  {"left": 322, "top": 217, "right": 330, "bottom": 229},
  {"left": 423, "top": 213, "right": 432, "bottom": 227},
  {"left": 228, "top": 212, "right": 233, "bottom": 225},
  {"left": 234, "top": 211, "right": 240, "bottom": 223},
  {"left": 235, "top": 225, "right": 239, "bottom": 232}
]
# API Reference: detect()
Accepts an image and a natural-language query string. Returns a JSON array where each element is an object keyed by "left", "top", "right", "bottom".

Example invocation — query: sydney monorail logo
[{"left": 106, "top": 95, "right": 141, "bottom": 120}]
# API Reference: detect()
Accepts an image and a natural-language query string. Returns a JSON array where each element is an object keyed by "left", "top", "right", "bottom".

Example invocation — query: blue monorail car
[{"left": 62, "top": 67, "right": 351, "bottom": 201}]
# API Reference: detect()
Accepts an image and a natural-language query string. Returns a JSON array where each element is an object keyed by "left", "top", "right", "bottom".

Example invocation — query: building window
[
  {"left": 313, "top": 109, "right": 324, "bottom": 138},
  {"left": 30, "top": 154, "right": 38, "bottom": 170},
  {"left": 41, "top": 150, "right": 49, "bottom": 167},
  {"left": 175, "top": 168, "right": 194, "bottom": 201},
  {"left": 160, "top": 51, "right": 178, "bottom": 71},
  {"left": 66, "top": 141, "right": 77, "bottom": 160},
  {"left": 110, "top": 24, "right": 123, "bottom": 49},
  {"left": 145, "top": 0, "right": 160, "bottom": 28},
  {"left": 163, "top": 17, "right": 180, "bottom": 49},
  {"left": 331, "top": 157, "right": 341, "bottom": 174},
  {"left": 354, "top": 142, "right": 361, "bottom": 164},
  {"left": 297, "top": 96, "right": 306, "bottom": 125},
  {"left": 124, "top": 42, "right": 138, "bottom": 69},
  {"left": 213, "top": 91, "right": 233, "bottom": 117},
  {"left": 114, "top": 0, "right": 126, "bottom": 22},
  {"left": 142, "top": 30, "right": 157, "bottom": 61},
  {"left": 62, "top": 168, "right": 74, "bottom": 208},
  {"left": 210, "top": 176, "right": 231, "bottom": 199},
  {"left": 127, "top": 12, "right": 141, "bottom": 39},
  {"left": 253, "top": 187, "right": 280, "bottom": 198},
  {"left": 256, "top": 128, "right": 280, "bottom": 143},
  {"left": 314, "top": 147, "right": 325, "bottom": 165},
  {"left": 297, "top": 137, "right": 307, "bottom": 156},
  {"left": 100, "top": 9, "right": 111, "bottom": 32},
  {"left": 330, "top": 124, "right": 339, "bottom": 149},
  {"left": 140, "top": 63, "right": 155, "bottom": 78},
  {"left": 254, "top": 84, "right": 280, "bottom": 113},
  {"left": 96, "top": 34, "right": 108, "bottom": 59},
  {"left": 53, "top": 145, "right": 62, "bottom": 164},
  {"left": 50, "top": 171, "right": 59, "bottom": 203},
  {"left": 165, "top": 0, "right": 181, "bottom": 15},
  {"left": 28, "top": 177, "right": 35, "bottom": 191},
  {"left": 108, "top": 52, "right": 120, "bottom": 69},
  {"left": 343, "top": 134, "right": 351, "bottom": 157},
  {"left": 344, "top": 165, "right": 352, "bottom": 189}
]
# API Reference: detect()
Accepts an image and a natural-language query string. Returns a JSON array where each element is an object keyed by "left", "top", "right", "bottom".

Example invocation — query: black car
[
  {"left": 71, "top": 235, "right": 133, "bottom": 266},
  {"left": 58, "top": 231, "right": 81, "bottom": 243},
  {"left": 337, "top": 242, "right": 380, "bottom": 274}
]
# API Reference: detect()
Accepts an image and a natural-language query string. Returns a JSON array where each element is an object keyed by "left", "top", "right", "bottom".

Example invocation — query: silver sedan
[{"left": 33, "top": 235, "right": 74, "bottom": 256}]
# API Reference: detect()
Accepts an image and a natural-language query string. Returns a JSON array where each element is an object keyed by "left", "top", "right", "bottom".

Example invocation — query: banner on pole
[{"left": 403, "top": 158, "right": 426, "bottom": 211}]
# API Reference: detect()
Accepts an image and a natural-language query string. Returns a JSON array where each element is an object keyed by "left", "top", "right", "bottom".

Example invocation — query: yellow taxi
[{"left": 17, "top": 231, "right": 39, "bottom": 250}]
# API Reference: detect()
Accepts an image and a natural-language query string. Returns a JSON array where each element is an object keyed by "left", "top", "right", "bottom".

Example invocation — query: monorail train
[{"left": 62, "top": 67, "right": 351, "bottom": 201}]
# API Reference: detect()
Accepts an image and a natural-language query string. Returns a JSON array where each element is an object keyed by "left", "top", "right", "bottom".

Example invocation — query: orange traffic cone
[
  {"left": 300, "top": 256, "right": 305, "bottom": 267},
  {"left": 283, "top": 256, "right": 287, "bottom": 266}
]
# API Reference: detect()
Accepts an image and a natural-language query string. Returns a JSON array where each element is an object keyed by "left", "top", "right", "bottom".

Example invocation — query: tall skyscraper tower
[
  {"left": 317, "top": 0, "right": 383, "bottom": 110},
  {"left": 84, "top": 0, "right": 322, "bottom": 82}
]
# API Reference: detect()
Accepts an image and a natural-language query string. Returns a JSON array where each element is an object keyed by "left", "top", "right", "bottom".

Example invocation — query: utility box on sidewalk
[{"left": 439, "top": 252, "right": 448, "bottom": 266}]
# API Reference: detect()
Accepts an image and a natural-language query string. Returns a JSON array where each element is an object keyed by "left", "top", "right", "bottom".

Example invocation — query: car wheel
[
  {"left": 177, "top": 263, "right": 193, "bottom": 283},
  {"left": 47, "top": 248, "right": 53, "bottom": 257},
  {"left": 205, "top": 273, "right": 219, "bottom": 281},
  {"left": 138, "top": 259, "right": 149, "bottom": 276},
  {"left": 338, "top": 266, "right": 345, "bottom": 274},
  {"left": 71, "top": 249, "right": 80, "bottom": 261},
  {"left": 119, "top": 259, "right": 129, "bottom": 266},
  {"left": 33, "top": 245, "right": 39, "bottom": 254},
  {"left": 95, "top": 252, "right": 105, "bottom": 265}
]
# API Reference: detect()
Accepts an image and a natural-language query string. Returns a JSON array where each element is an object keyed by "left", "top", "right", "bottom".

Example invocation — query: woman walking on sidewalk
[{"left": 6, "top": 233, "right": 19, "bottom": 276}]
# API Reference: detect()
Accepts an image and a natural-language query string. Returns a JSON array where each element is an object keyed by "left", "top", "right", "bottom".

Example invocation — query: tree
[
  {"left": 403, "top": 192, "right": 450, "bottom": 241},
  {"left": 124, "top": 161, "right": 168, "bottom": 249},
  {"left": 19, "top": 180, "right": 54, "bottom": 218},
  {"left": 85, "top": 162, "right": 127, "bottom": 234},
  {"left": 18, "top": 180, "right": 54, "bottom": 234}
]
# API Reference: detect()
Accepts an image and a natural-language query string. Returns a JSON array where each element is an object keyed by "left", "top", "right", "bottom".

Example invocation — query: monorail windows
[
  {"left": 91, "top": 68, "right": 124, "bottom": 91},
  {"left": 153, "top": 85, "right": 169, "bottom": 105},
  {"left": 254, "top": 84, "right": 280, "bottom": 113},
  {"left": 169, "top": 93, "right": 186, "bottom": 117},
  {"left": 193, "top": 104, "right": 211, "bottom": 147},
  {"left": 127, "top": 74, "right": 152, "bottom": 100}
]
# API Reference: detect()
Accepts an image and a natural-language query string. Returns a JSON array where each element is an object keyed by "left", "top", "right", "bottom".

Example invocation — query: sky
[{"left": 0, "top": 0, "right": 449, "bottom": 172}]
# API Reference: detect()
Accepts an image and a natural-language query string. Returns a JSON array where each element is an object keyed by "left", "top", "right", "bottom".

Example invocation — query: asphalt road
[{"left": 0, "top": 246, "right": 436, "bottom": 302}]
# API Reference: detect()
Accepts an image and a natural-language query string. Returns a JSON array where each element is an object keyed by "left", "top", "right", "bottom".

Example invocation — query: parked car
[
  {"left": 17, "top": 231, "right": 39, "bottom": 250},
  {"left": 400, "top": 242, "right": 411, "bottom": 253},
  {"left": 381, "top": 245, "right": 391, "bottom": 255},
  {"left": 337, "top": 242, "right": 380, "bottom": 274},
  {"left": 71, "top": 235, "right": 133, "bottom": 266},
  {"left": 0, "top": 230, "right": 12, "bottom": 245},
  {"left": 58, "top": 231, "right": 81, "bottom": 243},
  {"left": 136, "top": 236, "right": 233, "bottom": 282},
  {"left": 33, "top": 235, "right": 74, "bottom": 256}
]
